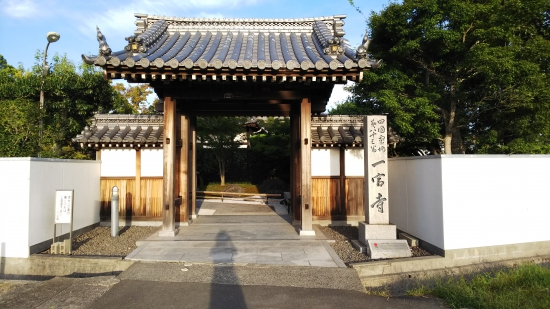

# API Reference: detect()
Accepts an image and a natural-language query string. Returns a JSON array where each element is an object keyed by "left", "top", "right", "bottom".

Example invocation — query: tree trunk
[
  {"left": 443, "top": 81, "right": 458, "bottom": 155},
  {"left": 452, "top": 127, "right": 465, "bottom": 154},
  {"left": 443, "top": 134, "right": 453, "bottom": 155},
  {"left": 218, "top": 157, "right": 225, "bottom": 186}
]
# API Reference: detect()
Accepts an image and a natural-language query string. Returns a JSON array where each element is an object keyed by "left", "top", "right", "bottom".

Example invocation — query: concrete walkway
[{"left": 126, "top": 200, "right": 346, "bottom": 267}]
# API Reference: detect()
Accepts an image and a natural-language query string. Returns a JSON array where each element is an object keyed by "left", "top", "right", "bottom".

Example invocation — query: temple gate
[{"left": 82, "top": 13, "right": 378, "bottom": 236}]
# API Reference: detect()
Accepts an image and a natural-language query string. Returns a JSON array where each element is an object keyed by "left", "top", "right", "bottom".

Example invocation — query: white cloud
[
  {"left": 73, "top": 0, "right": 260, "bottom": 45},
  {"left": 0, "top": 0, "right": 40, "bottom": 18}
]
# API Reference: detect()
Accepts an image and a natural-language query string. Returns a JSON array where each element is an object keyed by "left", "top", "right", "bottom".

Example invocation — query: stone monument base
[
  {"left": 359, "top": 222, "right": 412, "bottom": 259},
  {"left": 366, "top": 239, "right": 412, "bottom": 259},
  {"left": 358, "top": 222, "right": 396, "bottom": 244}
]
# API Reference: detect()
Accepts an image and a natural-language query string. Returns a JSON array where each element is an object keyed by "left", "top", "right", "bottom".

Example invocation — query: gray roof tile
[{"left": 83, "top": 14, "right": 380, "bottom": 72}]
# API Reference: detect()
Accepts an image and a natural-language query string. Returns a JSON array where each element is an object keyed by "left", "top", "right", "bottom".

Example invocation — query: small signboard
[
  {"left": 55, "top": 190, "right": 74, "bottom": 224},
  {"left": 52, "top": 190, "right": 74, "bottom": 255}
]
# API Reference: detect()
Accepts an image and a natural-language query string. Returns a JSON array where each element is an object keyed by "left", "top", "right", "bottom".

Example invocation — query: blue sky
[{"left": 0, "top": 0, "right": 395, "bottom": 108}]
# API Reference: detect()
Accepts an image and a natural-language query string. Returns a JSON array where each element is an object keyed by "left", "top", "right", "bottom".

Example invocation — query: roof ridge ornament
[
  {"left": 313, "top": 16, "right": 346, "bottom": 56},
  {"left": 125, "top": 19, "right": 168, "bottom": 54},
  {"left": 96, "top": 26, "right": 112, "bottom": 56},
  {"left": 356, "top": 30, "right": 371, "bottom": 60},
  {"left": 125, "top": 35, "right": 146, "bottom": 53}
]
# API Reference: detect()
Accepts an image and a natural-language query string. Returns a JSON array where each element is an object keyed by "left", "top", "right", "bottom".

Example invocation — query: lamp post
[{"left": 39, "top": 31, "right": 60, "bottom": 157}]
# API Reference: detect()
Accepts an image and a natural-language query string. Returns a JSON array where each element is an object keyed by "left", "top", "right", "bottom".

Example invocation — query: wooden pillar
[
  {"left": 189, "top": 116, "right": 197, "bottom": 219},
  {"left": 135, "top": 149, "right": 142, "bottom": 216},
  {"left": 178, "top": 114, "right": 190, "bottom": 225},
  {"left": 290, "top": 104, "right": 301, "bottom": 222},
  {"left": 339, "top": 147, "right": 346, "bottom": 219},
  {"left": 161, "top": 96, "right": 178, "bottom": 236},
  {"left": 300, "top": 97, "right": 314, "bottom": 235}
]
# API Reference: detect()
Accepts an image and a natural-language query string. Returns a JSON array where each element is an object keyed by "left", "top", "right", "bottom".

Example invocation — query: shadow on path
[{"left": 208, "top": 231, "right": 248, "bottom": 309}]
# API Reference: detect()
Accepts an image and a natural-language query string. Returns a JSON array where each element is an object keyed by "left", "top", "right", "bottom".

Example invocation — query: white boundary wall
[
  {"left": 389, "top": 155, "right": 550, "bottom": 252},
  {"left": 0, "top": 158, "right": 100, "bottom": 258}
]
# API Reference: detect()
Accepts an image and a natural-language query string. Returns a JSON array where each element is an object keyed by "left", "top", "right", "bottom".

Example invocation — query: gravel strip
[
  {"left": 41, "top": 226, "right": 159, "bottom": 257},
  {"left": 319, "top": 226, "right": 433, "bottom": 266}
]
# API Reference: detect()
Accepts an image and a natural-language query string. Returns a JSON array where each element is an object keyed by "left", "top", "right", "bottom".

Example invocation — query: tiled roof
[
  {"left": 74, "top": 114, "right": 400, "bottom": 150},
  {"left": 311, "top": 115, "right": 365, "bottom": 147},
  {"left": 72, "top": 114, "right": 164, "bottom": 149},
  {"left": 82, "top": 13, "right": 379, "bottom": 75},
  {"left": 311, "top": 115, "right": 402, "bottom": 147}
]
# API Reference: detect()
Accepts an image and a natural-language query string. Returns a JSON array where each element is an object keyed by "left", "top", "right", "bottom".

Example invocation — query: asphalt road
[
  {"left": 89, "top": 280, "right": 447, "bottom": 309},
  {"left": 1, "top": 262, "right": 448, "bottom": 309}
]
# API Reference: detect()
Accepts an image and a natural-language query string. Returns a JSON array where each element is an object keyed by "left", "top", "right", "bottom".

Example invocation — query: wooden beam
[
  {"left": 190, "top": 110, "right": 291, "bottom": 117},
  {"left": 173, "top": 90, "right": 302, "bottom": 101},
  {"left": 182, "top": 104, "right": 292, "bottom": 114},
  {"left": 300, "top": 97, "right": 314, "bottom": 235},
  {"left": 161, "top": 96, "right": 178, "bottom": 236}
]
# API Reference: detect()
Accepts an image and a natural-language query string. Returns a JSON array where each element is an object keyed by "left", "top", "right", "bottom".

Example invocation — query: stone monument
[{"left": 360, "top": 115, "right": 411, "bottom": 259}]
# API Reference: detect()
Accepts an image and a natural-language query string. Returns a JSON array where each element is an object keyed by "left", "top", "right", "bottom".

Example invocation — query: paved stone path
[{"left": 126, "top": 201, "right": 346, "bottom": 267}]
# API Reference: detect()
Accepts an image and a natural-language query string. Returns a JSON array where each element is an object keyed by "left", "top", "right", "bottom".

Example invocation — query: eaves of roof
[{"left": 82, "top": 13, "right": 380, "bottom": 81}]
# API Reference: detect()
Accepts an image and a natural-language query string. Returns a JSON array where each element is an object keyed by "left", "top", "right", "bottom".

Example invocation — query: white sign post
[
  {"left": 360, "top": 116, "right": 411, "bottom": 259},
  {"left": 53, "top": 190, "right": 74, "bottom": 254}
]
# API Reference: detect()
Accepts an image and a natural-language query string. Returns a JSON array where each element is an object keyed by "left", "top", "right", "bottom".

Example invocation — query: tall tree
[
  {"left": 197, "top": 116, "right": 247, "bottom": 185},
  {"left": 342, "top": 0, "right": 550, "bottom": 154}
]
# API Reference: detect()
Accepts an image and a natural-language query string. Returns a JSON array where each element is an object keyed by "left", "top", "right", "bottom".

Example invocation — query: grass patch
[
  {"left": 365, "top": 287, "right": 392, "bottom": 298},
  {"left": 407, "top": 263, "right": 550, "bottom": 309},
  {"left": 200, "top": 182, "right": 260, "bottom": 194}
]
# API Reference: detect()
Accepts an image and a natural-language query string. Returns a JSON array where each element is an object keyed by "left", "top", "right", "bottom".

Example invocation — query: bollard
[{"left": 111, "top": 186, "right": 119, "bottom": 237}]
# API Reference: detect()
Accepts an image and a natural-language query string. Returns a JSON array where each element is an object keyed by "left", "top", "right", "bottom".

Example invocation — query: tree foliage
[
  {"left": 337, "top": 0, "right": 550, "bottom": 154},
  {"left": 248, "top": 117, "right": 290, "bottom": 181},
  {"left": 112, "top": 83, "right": 155, "bottom": 114},
  {"left": 0, "top": 53, "right": 124, "bottom": 158},
  {"left": 197, "top": 116, "right": 247, "bottom": 185}
]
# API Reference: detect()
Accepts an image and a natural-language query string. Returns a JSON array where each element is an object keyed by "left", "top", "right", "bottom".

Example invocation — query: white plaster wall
[
  {"left": 0, "top": 159, "right": 31, "bottom": 258},
  {"left": 440, "top": 155, "right": 550, "bottom": 250},
  {"left": 28, "top": 159, "right": 100, "bottom": 250},
  {"left": 0, "top": 158, "right": 100, "bottom": 258},
  {"left": 141, "top": 149, "right": 163, "bottom": 177},
  {"left": 389, "top": 157, "right": 444, "bottom": 249},
  {"left": 100, "top": 149, "right": 136, "bottom": 177},
  {"left": 389, "top": 155, "right": 550, "bottom": 251},
  {"left": 311, "top": 148, "right": 340, "bottom": 176},
  {"left": 345, "top": 149, "right": 364, "bottom": 176}
]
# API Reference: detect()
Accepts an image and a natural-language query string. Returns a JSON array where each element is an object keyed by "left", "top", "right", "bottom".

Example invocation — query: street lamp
[{"left": 39, "top": 31, "right": 60, "bottom": 157}]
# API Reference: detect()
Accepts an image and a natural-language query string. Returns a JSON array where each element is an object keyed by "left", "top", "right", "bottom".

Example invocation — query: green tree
[
  {"left": 0, "top": 98, "right": 41, "bottom": 156},
  {"left": 197, "top": 116, "right": 247, "bottom": 185},
  {"left": 344, "top": 0, "right": 550, "bottom": 154},
  {"left": 112, "top": 83, "right": 155, "bottom": 114},
  {"left": 248, "top": 117, "right": 291, "bottom": 182},
  {"left": 0, "top": 53, "right": 124, "bottom": 158}
]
